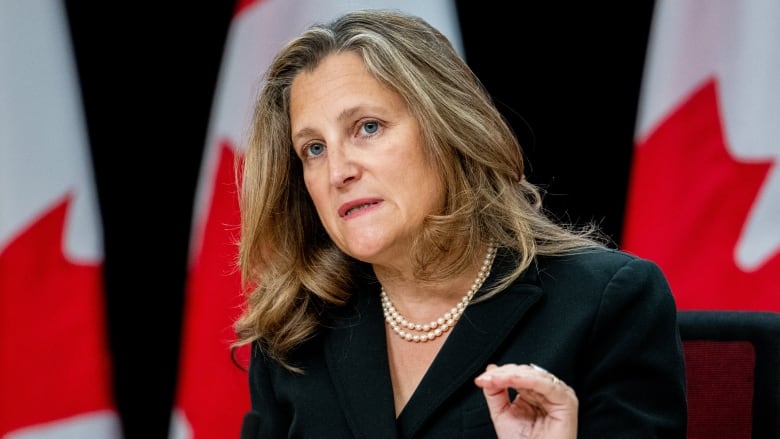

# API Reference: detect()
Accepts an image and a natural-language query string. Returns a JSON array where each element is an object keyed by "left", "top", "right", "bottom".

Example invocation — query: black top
[{"left": 241, "top": 247, "right": 687, "bottom": 438}]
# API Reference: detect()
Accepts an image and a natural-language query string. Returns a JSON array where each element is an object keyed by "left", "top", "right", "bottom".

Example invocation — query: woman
[{"left": 234, "top": 9, "right": 687, "bottom": 438}]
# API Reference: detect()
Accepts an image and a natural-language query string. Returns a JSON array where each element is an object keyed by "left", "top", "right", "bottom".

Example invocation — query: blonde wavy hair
[{"left": 233, "top": 9, "right": 606, "bottom": 371}]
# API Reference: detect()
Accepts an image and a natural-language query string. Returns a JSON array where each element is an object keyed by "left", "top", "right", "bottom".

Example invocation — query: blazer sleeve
[
  {"left": 578, "top": 256, "right": 687, "bottom": 438},
  {"left": 241, "top": 345, "right": 290, "bottom": 439},
  {"left": 239, "top": 410, "right": 262, "bottom": 439}
]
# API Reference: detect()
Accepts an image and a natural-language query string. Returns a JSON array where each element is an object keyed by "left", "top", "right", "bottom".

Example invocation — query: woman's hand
[{"left": 474, "top": 363, "right": 578, "bottom": 439}]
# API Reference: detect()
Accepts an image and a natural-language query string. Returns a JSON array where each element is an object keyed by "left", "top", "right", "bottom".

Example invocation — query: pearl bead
[{"left": 381, "top": 246, "right": 496, "bottom": 343}]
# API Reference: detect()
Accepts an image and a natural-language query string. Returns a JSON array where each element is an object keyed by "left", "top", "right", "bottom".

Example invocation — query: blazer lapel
[
  {"left": 325, "top": 276, "right": 398, "bottom": 439},
  {"left": 397, "top": 254, "right": 544, "bottom": 437},
  {"left": 324, "top": 253, "right": 544, "bottom": 438}
]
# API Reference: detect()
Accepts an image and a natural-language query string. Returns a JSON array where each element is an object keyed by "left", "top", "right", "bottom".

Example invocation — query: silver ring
[{"left": 530, "top": 363, "right": 560, "bottom": 385}]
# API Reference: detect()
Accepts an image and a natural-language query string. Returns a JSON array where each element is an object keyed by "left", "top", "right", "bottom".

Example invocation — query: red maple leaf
[
  {"left": 0, "top": 196, "right": 115, "bottom": 434},
  {"left": 623, "top": 79, "right": 780, "bottom": 311},
  {"left": 175, "top": 141, "right": 250, "bottom": 439}
]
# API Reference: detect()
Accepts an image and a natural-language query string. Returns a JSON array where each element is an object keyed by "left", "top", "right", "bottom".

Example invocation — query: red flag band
[
  {"left": 623, "top": 0, "right": 780, "bottom": 311},
  {"left": 0, "top": 0, "right": 122, "bottom": 437}
]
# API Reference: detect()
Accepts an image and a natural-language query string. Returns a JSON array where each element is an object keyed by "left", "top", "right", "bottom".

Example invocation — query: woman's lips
[{"left": 339, "top": 198, "right": 382, "bottom": 218}]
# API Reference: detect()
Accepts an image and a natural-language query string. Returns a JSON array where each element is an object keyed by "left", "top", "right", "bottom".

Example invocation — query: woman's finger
[{"left": 475, "top": 363, "right": 574, "bottom": 407}]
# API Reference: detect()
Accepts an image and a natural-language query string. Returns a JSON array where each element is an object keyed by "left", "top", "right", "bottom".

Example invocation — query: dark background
[{"left": 64, "top": 1, "right": 655, "bottom": 437}]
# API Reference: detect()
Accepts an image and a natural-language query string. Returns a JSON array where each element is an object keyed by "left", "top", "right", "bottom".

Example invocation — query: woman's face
[{"left": 289, "top": 51, "right": 444, "bottom": 267}]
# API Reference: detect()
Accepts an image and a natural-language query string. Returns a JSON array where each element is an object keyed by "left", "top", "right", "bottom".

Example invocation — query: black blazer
[{"left": 241, "top": 248, "right": 687, "bottom": 438}]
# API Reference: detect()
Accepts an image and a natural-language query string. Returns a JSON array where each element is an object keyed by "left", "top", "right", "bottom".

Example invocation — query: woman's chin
[{"left": 340, "top": 240, "right": 388, "bottom": 264}]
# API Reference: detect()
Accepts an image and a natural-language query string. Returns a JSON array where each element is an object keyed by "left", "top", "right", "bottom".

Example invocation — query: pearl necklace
[{"left": 381, "top": 246, "right": 497, "bottom": 343}]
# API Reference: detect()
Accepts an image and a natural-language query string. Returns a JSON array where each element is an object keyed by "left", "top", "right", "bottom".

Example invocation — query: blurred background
[{"left": 5, "top": 1, "right": 777, "bottom": 438}]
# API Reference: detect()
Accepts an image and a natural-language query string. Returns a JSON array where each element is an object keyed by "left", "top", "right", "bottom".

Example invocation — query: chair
[{"left": 678, "top": 310, "right": 780, "bottom": 439}]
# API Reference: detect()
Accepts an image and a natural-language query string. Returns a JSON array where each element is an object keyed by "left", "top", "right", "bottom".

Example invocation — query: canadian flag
[
  {"left": 623, "top": 0, "right": 780, "bottom": 311},
  {"left": 168, "top": 1, "right": 462, "bottom": 438},
  {"left": 0, "top": 1, "right": 122, "bottom": 438}
]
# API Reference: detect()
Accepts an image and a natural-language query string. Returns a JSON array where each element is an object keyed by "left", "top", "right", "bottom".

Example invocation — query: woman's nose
[{"left": 327, "top": 145, "right": 360, "bottom": 187}]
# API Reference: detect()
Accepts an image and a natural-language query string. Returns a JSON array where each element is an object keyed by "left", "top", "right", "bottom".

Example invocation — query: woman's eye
[
  {"left": 306, "top": 143, "right": 325, "bottom": 157},
  {"left": 361, "top": 121, "right": 379, "bottom": 135}
]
